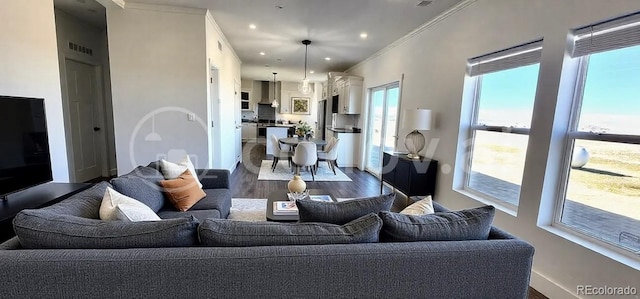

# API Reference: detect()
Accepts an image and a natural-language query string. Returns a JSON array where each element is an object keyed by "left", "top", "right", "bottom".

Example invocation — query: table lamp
[{"left": 402, "top": 108, "right": 432, "bottom": 159}]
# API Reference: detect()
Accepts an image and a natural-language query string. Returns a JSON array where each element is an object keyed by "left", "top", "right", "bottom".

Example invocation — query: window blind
[
  {"left": 467, "top": 40, "right": 543, "bottom": 77},
  {"left": 572, "top": 12, "right": 640, "bottom": 58}
]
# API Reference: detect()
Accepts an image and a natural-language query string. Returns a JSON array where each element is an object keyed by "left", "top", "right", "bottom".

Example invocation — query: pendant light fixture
[
  {"left": 298, "top": 40, "right": 312, "bottom": 95},
  {"left": 271, "top": 72, "right": 279, "bottom": 108}
]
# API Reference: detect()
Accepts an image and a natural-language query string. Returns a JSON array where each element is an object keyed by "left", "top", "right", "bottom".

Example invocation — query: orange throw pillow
[{"left": 159, "top": 169, "right": 206, "bottom": 212}]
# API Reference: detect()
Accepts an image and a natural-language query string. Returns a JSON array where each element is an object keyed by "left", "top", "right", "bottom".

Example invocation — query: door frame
[
  {"left": 60, "top": 58, "right": 110, "bottom": 182},
  {"left": 364, "top": 81, "right": 401, "bottom": 177},
  {"left": 208, "top": 62, "right": 221, "bottom": 169}
]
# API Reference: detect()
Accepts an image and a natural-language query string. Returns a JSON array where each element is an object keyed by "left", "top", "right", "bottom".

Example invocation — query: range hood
[{"left": 258, "top": 80, "right": 281, "bottom": 104}]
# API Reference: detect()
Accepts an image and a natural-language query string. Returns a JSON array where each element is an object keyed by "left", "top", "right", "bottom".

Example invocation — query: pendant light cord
[{"left": 304, "top": 43, "right": 308, "bottom": 80}]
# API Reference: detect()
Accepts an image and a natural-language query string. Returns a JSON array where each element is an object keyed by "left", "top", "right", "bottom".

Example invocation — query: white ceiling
[{"left": 54, "top": 0, "right": 463, "bottom": 82}]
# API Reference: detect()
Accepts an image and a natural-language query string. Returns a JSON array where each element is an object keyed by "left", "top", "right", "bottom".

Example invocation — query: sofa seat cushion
[
  {"left": 297, "top": 194, "right": 395, "bottom": 224},
  {"left": 189, "top": 189, "right": 232, "bottom": 216},
  {"left": 157, "top": 209, "right": 221, "bottom": 221},
  {"left": 111, "top": 175, "right": 165, "bottom": 212},
  {"left": 379, "top": 205, "right": 495, "bottom": 242},
  {"left": 13, "top": 210, "right": 199, "bottom": 249},
  {"left": 199, "top": 213, "right": 383, "bottom": 247}
]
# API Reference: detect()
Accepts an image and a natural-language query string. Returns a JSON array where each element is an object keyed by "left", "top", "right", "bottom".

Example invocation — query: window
[
  {"left": 556, "top": 14, "right": 640, "bottom": 254},
  {"left": 462, "top": 40, "right": 542, "bottom": 208}
]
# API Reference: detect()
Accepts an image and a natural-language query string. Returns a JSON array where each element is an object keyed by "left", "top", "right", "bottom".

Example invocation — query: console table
[
  {"left": 0, "top": 182, "right": 91, "bottom": 242},
  {"left": 381, "top": 152, "right": 438, "bottom": 198}
]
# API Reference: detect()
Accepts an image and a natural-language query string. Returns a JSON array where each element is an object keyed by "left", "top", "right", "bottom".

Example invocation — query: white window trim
[
  {"left": 461, "top": 75, "right": 530, "bottom": 212},
  {"left": 552, "top": 55, "right": 640, "bottom": 259}
]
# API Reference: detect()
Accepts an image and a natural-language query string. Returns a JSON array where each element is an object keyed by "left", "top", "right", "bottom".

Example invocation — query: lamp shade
[{"left": 402, "top": 109, "right": 432, "bottom": 130}]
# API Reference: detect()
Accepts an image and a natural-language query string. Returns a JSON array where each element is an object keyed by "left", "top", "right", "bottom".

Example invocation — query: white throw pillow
[
  {"left": 160, "top": 155, "right": 202, "bottom": 188},
  {"left": 100, "top": 187, "right": 161, "bottom": 222},
  {"left": 400, "top": 196, "right": 435, "bottom": 216}
]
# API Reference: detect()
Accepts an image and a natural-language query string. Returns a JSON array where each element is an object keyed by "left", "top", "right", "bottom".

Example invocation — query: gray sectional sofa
[{"left": 0, "top": 163, "right": 535, "bottom": 298}]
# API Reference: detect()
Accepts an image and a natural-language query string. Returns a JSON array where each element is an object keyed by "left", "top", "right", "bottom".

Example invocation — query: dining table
[{"left": 278, "top": 137, "right": 327, "bottom": 148}]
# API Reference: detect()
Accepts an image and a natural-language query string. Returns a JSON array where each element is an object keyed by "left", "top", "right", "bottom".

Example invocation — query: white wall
[
  {"left": 205, "top": 11, "right": 242, "bottom": 171},
  {"left": 348, "top": 0, "right": 640, "bottom": 297},
  {"left": 277, "top": 81, "right": 319, "bottom": 125},
  {"left": 0, "top": 0, "right": 70, "bottom": 182},
  {"left": 54, "top": 9, "right": 117, "bottom": 179},
  {"left": 106, "top": 4, "right": 209, "bottom": 173}
]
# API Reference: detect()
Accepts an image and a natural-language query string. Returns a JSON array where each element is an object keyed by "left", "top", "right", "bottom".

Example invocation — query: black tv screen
[{"left": 0, "top": 96, "right": 52, "bottom": 197}]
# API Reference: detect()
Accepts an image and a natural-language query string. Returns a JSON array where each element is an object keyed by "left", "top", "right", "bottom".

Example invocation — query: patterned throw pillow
[
  {"left": 400, "top": 196, "right": 435, "bottom": 215},
  {"left": 99, "top": 187, "right": 161, "bottom": 221},
  {"left": 297, "top": 194, "right": 395, "bottom": 224}
]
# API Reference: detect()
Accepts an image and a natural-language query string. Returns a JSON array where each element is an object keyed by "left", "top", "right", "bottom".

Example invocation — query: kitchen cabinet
[
  {"left": 336, "top": 77, "right": 363, "bottom": 114},
  {"left": 241, "top": 123, "right": 257, "bottom": 141},
  {"left": 280, "top": 91, "right": 291, "bottom": 114},
  {"left": 327, "top": 130, "right": 360, "bottom": 167}
]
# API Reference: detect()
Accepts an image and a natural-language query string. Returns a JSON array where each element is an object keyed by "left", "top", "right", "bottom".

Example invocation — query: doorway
[
  {"left": 64, "top": 59, "right": 104, "bottom": 182},
  {"left": 317, "top": 100, "right": 326, "bottom": 140},
  {"left": 209, "top": 66, "right": 221, "bottom": 169},
  {"left": 365, "top": 83, "right": 400, "bottom": 176}
]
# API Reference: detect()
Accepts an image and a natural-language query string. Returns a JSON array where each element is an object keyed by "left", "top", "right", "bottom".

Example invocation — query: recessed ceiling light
[
  {"left": 259, "top": 52, "right": 265, "bottom": 56},
  {"left": 324, "top": 57, "right": 331, "bottom": 61},
  {"left": 249, "top": 24, "right": 257, "bottom": 29},
  {"left": 360, "top": 32, "right": 368, "bottom": 39},
  {"left": 309, "top": 70, "right": 315, "bottom": 74}
]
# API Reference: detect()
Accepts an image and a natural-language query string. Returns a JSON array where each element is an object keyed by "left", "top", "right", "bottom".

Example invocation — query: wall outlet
[{"left": 187, "top": 113, "right": 195, "bottom": 121}]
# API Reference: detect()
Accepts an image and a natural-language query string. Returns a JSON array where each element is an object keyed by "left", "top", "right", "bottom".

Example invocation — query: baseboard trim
[
  {"left": 109, "top": 168, "right": 118, "bottom": 176},
  {"left": 530, "top": 270, "right": 578, "bottom": 299}
]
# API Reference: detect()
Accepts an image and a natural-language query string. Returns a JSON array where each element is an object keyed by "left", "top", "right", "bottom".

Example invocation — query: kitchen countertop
[
  {"left": 265, "top": 124, "right": 295, "bottom": 128},
  {"left": 327, "top": 127, "right": 361, "bottom": 133}
]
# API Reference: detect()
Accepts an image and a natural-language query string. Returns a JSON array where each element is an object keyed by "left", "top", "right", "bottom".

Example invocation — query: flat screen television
[{"left": 0, "top": 96, "right": 52, "bottom": 199}]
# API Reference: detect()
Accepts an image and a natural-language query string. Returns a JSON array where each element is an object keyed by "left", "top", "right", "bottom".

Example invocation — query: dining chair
[
  {"left": 292, "top": 141, "right": 318, "bottom": 181},
  {"left": 270, "top": 134, "right": 292, "bottom": 171},
  {"left": 317, "top": 138, "right": 340, "bottom": 175}
]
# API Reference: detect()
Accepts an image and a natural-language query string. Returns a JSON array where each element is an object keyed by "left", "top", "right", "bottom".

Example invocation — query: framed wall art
[{"left": 291, "top": 97, "right": 310, "bottom": 114}]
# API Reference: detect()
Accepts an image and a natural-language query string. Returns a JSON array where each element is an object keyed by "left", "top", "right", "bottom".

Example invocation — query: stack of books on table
[{"left": 273, "top": 201, "right": 298, "bottom": 215}]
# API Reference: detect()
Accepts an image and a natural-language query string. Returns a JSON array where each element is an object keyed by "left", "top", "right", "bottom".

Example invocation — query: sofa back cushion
[
  {"left": 199, "top": 213, "right": 382, "bottom": 247},
  {"left": 379, "top": 205, "right": 495, "bottom": 242},
  {"left": 297, "top": 194, "right": 395, "bottom": 224},
  {"left": 38, "top": 182, "right": 110, "bottom": 218},
  {"left": 13, "top": 210, "right": 199, "bottom": 249},
  {"left": 111, "top": 176, "right": 165, "bottom": 212}
]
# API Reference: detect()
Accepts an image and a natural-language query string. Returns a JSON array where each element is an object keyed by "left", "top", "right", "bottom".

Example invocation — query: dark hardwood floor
[{"left": 231, "top": 141, "right": 548, "bottom": 299}]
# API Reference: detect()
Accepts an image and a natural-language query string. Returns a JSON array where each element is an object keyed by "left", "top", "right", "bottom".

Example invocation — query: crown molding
[
  {"left": 206, "top": 11, "right": 241, "bottom": 63},
  {"left": 346, "top": 0, "right": 477, "bottom": 73},
  {"left": 124, "top": 1, "right": 207, "bottom": 15}
]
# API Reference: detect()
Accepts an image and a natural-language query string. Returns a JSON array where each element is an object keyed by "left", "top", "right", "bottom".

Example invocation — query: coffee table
[{"left": 266, "top": 189, "right": 336, "bottom": 222}]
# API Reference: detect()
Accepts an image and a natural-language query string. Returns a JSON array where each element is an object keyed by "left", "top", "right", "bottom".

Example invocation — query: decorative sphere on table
[{"left": 288, "top": 175, "right": 306, "bottom": 193}]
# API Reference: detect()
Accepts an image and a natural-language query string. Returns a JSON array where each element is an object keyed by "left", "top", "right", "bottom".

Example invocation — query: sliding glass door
[{"left": 365, "top": 83, "right": 400, "bottom": 176}]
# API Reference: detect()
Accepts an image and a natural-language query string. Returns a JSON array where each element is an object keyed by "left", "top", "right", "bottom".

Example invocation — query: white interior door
[
  {"left": 65, "top": 59, "right": 102, "bottom": 182},
  {"left": 234, "top": 80, "right": 242, "bottom": 164}
]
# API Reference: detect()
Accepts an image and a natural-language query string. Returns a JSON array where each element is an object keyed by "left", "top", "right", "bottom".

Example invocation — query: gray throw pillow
[
  {"left": 13, "top": 210, "right": 199, "bottom": 249},
  {"left": 297, "top": 194, "right": 395, "bottom": 224},
  {"left": 379, "top": 205, "right": 495, "bottom": 242},
  {"left": 198, "top": 213, "right": 382, "bottom": 247},
  {"left": 111, "top": 176, "right": 165, "bottom": 212}
]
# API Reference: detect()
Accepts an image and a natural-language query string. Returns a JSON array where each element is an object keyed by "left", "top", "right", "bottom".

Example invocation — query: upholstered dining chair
[
  {"left": 270, "top": 135, "right": 292, "bottom": 171},
  {"left": 317, "top": 137, "right": 340, "bottom": 175},
  {"left": 292, "top": 141, "right": 318, "bottom": 181}
]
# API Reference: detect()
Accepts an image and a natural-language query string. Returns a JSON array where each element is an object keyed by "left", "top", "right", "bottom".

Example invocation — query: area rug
[
  {"left": 257, "top": 160, "right": 352, "bottom": 182},
  {"left": 228, "top": 198, "right": 349, "bottom": 221}
]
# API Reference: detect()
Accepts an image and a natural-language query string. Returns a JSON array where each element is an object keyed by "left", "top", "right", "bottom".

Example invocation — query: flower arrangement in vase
[{"left": 295, "top": 121, "right": 313, "bottom": 140}]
